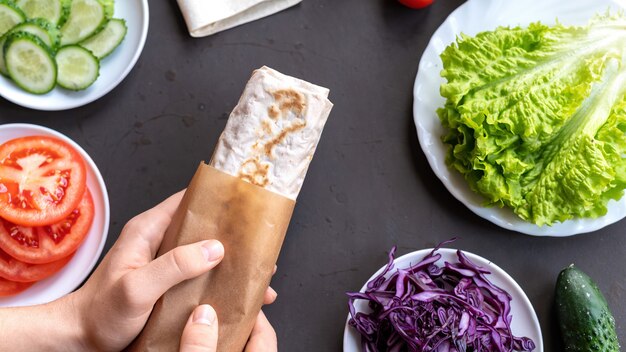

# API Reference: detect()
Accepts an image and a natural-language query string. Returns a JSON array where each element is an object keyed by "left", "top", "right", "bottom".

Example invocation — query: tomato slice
[
  {"left": 0, "top": 188, "right": 94, "bottom": 264},
  {"left": 0, "top": 277, "right": 33, "bottom": 297},
  {"left": 0, "top": 136, "right": 86, "bottom": 226},
  {"left": 0, "top": 248, "right": 73, "bottom": 282}
]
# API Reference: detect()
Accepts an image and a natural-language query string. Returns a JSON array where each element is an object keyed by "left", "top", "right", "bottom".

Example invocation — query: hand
[
  {"left": 179, "top": 307, "right": 278, "bottom": 352},
  {"left": 68, "top": 191, "right": 277, "bottom": 351},
  {"left": 179, "top": 264, "right": 279, "bottom": 352},
  {"left": 0, "top": 191, "right": 278, "bottom": 351}
]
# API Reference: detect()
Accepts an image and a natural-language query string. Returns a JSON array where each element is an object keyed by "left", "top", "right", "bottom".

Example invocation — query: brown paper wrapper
[{"left": 128, "top": 163, "right": 295, "bottom": 352}]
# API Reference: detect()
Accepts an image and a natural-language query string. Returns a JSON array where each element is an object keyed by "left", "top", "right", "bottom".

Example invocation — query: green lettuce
[{"left": 438, "top": 14, "right": 626, "bottom": 226}]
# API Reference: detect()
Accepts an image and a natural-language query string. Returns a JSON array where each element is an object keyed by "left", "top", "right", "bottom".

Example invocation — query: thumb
[
  {"left": 123, "top": 240, "right": 224, "bottom": 308},
  {"left": 179, "top": 304, "right": 219, "bottom": 352}
]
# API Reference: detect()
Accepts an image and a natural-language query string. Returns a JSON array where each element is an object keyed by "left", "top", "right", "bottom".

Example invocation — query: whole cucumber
[{"left": 555, "top": 264, "right": 620, "bottom": 352}]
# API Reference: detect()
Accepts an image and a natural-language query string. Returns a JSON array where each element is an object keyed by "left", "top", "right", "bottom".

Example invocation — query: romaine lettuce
[{"left": 438, "top": 14, "right": 626, "bottom": 226}]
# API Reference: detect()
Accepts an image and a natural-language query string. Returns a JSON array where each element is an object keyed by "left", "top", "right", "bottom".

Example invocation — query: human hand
[
  {"left": 66, "top": 191, "right": 277, "bottom": 351},
  {"left": 179, "top": 306, "right": 278, "bottom": 352}
]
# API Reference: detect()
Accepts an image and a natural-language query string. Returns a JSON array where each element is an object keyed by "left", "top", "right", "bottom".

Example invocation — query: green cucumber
[
  {"left": 0, "top": 19, "right": 59, "bottom": 76},
  {"left": 0, "top": 0, "right": 25, "bottom": 37},
  {"left": 0, "top": 35, "right": 8, "bottom": 76},
  {"left": 556, "top": 264, "right": 620, "bottom": 352},
  {"left": 80, "top": 18, "right": 125, "bottom": 59},
  {"left": 15, "top": 0, "right": 70, "bottom": 26},
  {"left": 4, "top": 32, "right": 56, "bottom": 94},
  {"left": 56, "top": 45, "right": 99, "bottom": 90},
  {"left": 60, "top": 0, "right": 109, "bottom": 45},
  {"left": 99, "top": 0, "right": 113, "bottom": 18},
  {"left": 10, "top": 18, "right": 59, "bottom": 48}
]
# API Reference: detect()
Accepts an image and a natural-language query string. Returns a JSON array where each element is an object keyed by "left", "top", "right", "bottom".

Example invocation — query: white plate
[
  {"left": 0, "top": 123, "right": 110, "bottom": 307},
  {"left": 413, "top": 0, "right": 626, "bottom": 236},
  {"left": 343, "top": 248, "right": 543, "bottom": 351},
  {"left": 0, "top": 0, "right": 149, "bottom": 111}
]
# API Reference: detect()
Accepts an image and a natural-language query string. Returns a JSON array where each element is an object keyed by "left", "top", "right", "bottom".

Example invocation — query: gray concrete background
[{"left": 1, "top": 0, "right": 624, "bottom": 350}]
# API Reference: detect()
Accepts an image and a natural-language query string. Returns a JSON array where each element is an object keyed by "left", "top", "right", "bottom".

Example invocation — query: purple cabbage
[{"left": 347, "top": 241, "right": 536, "bottom": 352}]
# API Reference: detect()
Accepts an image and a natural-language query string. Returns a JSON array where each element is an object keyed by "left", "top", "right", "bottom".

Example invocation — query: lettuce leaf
[{"left": 438, "top": 14, "right": 626, "bottom": 226}]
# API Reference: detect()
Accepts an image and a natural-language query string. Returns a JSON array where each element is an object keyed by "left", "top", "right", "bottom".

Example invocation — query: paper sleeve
[{"left": 128, "top": 163, "right": 295, "bottom": 351}]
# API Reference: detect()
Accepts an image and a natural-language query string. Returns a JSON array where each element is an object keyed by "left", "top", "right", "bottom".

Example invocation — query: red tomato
[
  {"left": 0, "top": 136, "right": 86, "bottom": 226},
  {"left": 0, "top": 189, "right": 94, "bottom": 264},
  {"left": 398, "top": 0, "right": 433, "bottom": 9},
  {"left": 0, "top": 248, "right": 73, "bottom": 282},
  {"left": 0, "top": 277, "right": 33, "bottom": 297}
]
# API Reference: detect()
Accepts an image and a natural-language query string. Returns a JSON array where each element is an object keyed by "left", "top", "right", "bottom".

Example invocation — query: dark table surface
[{"left": 1, "top": 0, "right": 625, "bottom": 350}]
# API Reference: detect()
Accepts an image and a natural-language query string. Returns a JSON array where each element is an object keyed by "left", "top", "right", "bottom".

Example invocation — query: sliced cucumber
[
  {"left": 0, "top": 19, "right": 58, "bottom": 76},
  {"left": 10, "top": 18, "right": 59, "bottom": 49},
  {"left": 80, "top": 18, "right": 125, "bottom": 59},
  {"left": 0, "top": 35, "right": 7, "bottom": 76},
  {"left": 4, "top": 32, "right": 56, "bottom": 94},
  {"left": 56, "top": 45, "right": 99, "bottom": 90},
  {"left": 100, "top": 0, "right": 113, "bottom": 18},
  {"left": 0, "top": 0, "right": 25, "bottom": 37},
  {"left": 60, "top": 0, "right": 109, "bottom": 45},
  {"left": 15, "top": 0, "right": 69, "bottom": 26}
]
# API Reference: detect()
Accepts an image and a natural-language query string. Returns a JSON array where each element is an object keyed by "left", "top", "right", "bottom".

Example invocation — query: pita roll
[
  {"left": 128, "top": 67, "right": 332, "bottom": 352},
  {"left": 211, "top": 66, "right": 333, "bottom": 199},
  {"left": 177, "top": 0, "right": 302, "bottom": 37}
]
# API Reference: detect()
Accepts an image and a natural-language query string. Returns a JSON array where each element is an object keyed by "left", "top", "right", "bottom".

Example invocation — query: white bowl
[
  {"left": 0, "top": 123, "right": 110, "bottom": 307},
  {"left": 0, "top": 0, "right": 149, "bottom": 111},
  {"left": 343, "top": 248, "right": 543, "bottom": 351},
  {"left": 413, "top": 0, "right": 626, "bottom": 236}
]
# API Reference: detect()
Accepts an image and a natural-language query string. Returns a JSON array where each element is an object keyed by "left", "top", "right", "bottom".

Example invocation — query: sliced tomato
[
  {"left": 0, "top": 188, "right": 94, "bottom": 264},
  {"left": 0, "top": 136, "right": 86, "bottom": 226},
  {"left": 0, "top": 248, "right": 73, "bottom": 282},
  {"left": 0, "top": 277, "right": 33, "bottom": 297}
]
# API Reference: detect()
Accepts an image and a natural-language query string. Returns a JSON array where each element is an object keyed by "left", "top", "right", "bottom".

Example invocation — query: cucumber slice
[
  {"left": 15, "top": 0, "right": 68, "bottom": 26},
  {"left": 0, "top": 19, "right": 58, "bottom": 76},
  {"left": 10, "top": 18, "right": 59, "bottom": 48},
  {"left": 100, "top": 0, "right": 113, "bottom": 18},
  {"left": 80, "top": 18, "right": 125, "bottom": 59},
  {"left": 60, "top": 0, "right": 108, "bottom": 45},
  {"left": 56, "top": 45, "right": 99, "bottom": 90},
  {"left": 0, "top": 35, "right": 7, "bottom": 76},
  {"left": 0, "top": 0, "right": 25, "bottom": 37},
  {"left": 4, "top": 32, "right": 56, "bottom": 94}
]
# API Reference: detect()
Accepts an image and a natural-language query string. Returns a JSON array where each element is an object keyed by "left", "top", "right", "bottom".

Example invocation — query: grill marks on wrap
[
  {"left": 239, "top": 89, "right": 308, "bottom": 187},
  {"left": 272, "top": 89, "right": 306, "bottom": 116},
  {"left": 239, "top": 159, "right": 271, "bottom": 187}
]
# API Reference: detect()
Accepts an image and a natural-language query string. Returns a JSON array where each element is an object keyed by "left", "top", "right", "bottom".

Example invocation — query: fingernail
[
  {"left": 193, "top": 305, "right": 215, "bottom": 326},
  {"left": 201, "top": 241, "right": 224, "bottom": 262}
]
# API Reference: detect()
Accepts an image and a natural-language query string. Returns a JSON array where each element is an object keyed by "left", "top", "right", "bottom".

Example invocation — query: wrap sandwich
[{"left": 129, "top": 66, "right": 333, "bottom": 351}]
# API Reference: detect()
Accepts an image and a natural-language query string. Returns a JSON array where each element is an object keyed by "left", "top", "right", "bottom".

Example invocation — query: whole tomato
[{"left": 398, "top": 0, "right": 433, "bottom": 9}]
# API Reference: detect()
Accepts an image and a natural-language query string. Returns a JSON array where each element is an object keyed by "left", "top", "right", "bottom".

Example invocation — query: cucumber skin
[
  {"left": 556, "top": 265, "right": 620, "bottom": 352},
  {"left": 0, "top": 0, "right": 25, "bottom": 17},
  {"left": 3, "top": 32, "right": 56, "bottom": 94},
  {"left": 57, "top": 0, "right": 72, "bottom": 27}
]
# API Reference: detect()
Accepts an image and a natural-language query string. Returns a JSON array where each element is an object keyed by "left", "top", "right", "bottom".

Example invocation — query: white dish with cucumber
[{"left": 0, "top": 0, "right": 148, "bottom": 111}]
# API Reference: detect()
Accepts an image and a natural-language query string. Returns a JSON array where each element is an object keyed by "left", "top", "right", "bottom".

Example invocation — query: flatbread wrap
[{"left": 128, "top": 66, "right": 333, "bottom": 351}]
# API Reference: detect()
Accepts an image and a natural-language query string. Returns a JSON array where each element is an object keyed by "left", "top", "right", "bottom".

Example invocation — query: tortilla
[
  {"left": 211, "top": 66, "right": 333, "bottom": 200},
  {"left": 177, "top": 0, "right": 302, "bottom": 37}
]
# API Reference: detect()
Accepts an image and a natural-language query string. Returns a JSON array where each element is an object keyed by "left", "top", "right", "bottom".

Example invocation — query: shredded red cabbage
[{"left": 347, "top": 240, "right": 536, "bottom": 352}]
